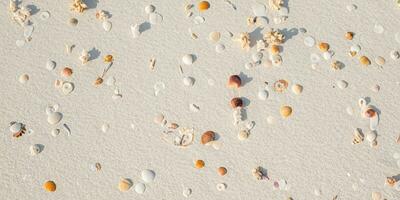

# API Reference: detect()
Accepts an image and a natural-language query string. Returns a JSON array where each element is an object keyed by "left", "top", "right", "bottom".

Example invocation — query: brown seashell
[
  {"left": 386, "top": 177, "right": 396, "bottom": 187},
  {"left": 273, "top": 79, "right": 288, "bottom": 93},
  {"left": 363, "top": 106, "right": 376, "bottom": 118},
  {"left": 62, "top": 67, "right": 73, "bottom": 77},
  {"left": 198, "top": 1, "right": 210, "bottom": 12},
  {"left": 94, "top": 77, "right": 103, "bottom": 86},
  {"left": 201, "top": 131, "right": 215, "bottom": 145},
  {"left": 168, "top": 123, "right": 179, "bottom": 129},
  {"left": 194, "top": 159, "right": 205, "bottom": 169},
  {"left": 318, "top": 42, "right": 329, "bottom": 52},
  {"left": 43, "top": 180, "right": 56, "bottom": 192},
  {"left": 349, "top": 51, "right": 357, "bottom": 57},
  {"left": 217, "top": 167, "right": 227, "bottom": 176},
  {"left": 230, "top": 97, "right": 243, "bottom": 108},
  {"left": 228, "top": 75, "right": 241, "bottom": 88},
  {"left": 345, "top": 32, "right": 354, "bottom": 40},
  {"left": 280, "top": 105, "right": 292, "bottom": 118},
  {"left": 359, "top": 56, "right": 371, "bottom": 66},
  {"left": 270, "top": 45, "right": 280, "bottom": 55}
]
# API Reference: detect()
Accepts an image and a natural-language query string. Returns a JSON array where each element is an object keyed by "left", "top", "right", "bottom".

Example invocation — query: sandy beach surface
[{"left": 1, "top": 0, "right": 400, "bottom": 199}]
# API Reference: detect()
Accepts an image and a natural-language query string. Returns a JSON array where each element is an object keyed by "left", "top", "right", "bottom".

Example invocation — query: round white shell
[
  {"left": 366, "top": 131, "right": 377, "bottom": 142},
  {"left": 46, "top": 60, "right": 56, "bottom": 71},
  {"left": 258, "top": 90, "right": 268, "bottom": 100},
  {"left": 62, "top": 82, "right": 74, "bottom": 95},
  {"left": 182, "top": 76, "right": 195, "bottom": 86},
  {"left": 51, "top": 129, "right": 60, "bottom": 137},
  {"left": 304, "top": 36, "right": 316, "bottom": 47},
  {"left": 47, "top": 112, "right": 63, "bottom": 125},
  {"left": 134, "top": 183, "right": 146, "bottom": 194},
  {"left": 144, "top": 5, "right": 155, "bottom": 14},
  {"left": 141, "top": 169, "right": 156, "bottom": 183},
  {"left": 102, "top": 21, "right": 112, "bottom": 32},
  {"left": 149, "top": 13, "right": 163, "bottom": 25},
  {"left": 182, "top": 54, "right": 194, "bottom": 65},
  {"left": 30, "top": 144, "right": 42, "bottom": 155},
  {"left": 10, "top": 122, "right": 22, "bottom": 133}
]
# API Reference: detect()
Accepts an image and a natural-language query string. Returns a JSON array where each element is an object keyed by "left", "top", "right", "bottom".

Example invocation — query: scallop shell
[
  {"left": 336, "top": 80, "right": 348, "bottom": 89},
  {"left": 134, "top": 182, "right": 146, "bottom": 194},
  {"left": 366, "top": 131, "right": 377, "bottom": 142},
  {"left": 141, "top": 169, "right": 156, "bottom": 183},
  {"left": 258, "top": 89, "right": 268, "bottom": 100},
  {"left": 61, "top": 82, "right": 74, "bottom": 95},
  {"left": 119, "top": 178, "right": 133, "bottom": 192},
  {"left": 145, "top": 5, "right": 155, "bottom": 14},
  {"left": 182, "top": 54, "right": 194, "bottom": 65},
  {"left": 209, "top": 32, "right": 221, "bottom": 43},
  {"left": 280, "top": 105, "right": 292, "bottom": 118},
  {"left": 43, "top": 181, "right": 56, "bottom": 192},
  {"left": 201, "top": 131, "right": 215, "bottom": 145},
  {"left": 183, "top": 76, "right": 195, "bottom": 86},
  {"left": 102, "top": 20, "right": 112, "bottom": 31},
  {"left": 30, "top": 144, "right": 42, "bottom": 155},
  {"left": 291, "top": 84, "right": 303, "bottom": 95},
  {"left": 46, "top": 60, "right": 56, "bottom": 71},
  {"left": 149, "top": 13, "right": 163, "bottom": 25},
  {"left": 47, "top": 112, "right": 63, "bottom": 125}
]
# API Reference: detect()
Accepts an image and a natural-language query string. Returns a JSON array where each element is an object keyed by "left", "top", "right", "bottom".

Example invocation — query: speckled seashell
[
  {"left": 280, "top": 105, "right": 292, "bottom": 118},
  {"left": 47, "top": 112, "right": 63, "bottom": 125},
  {"left": 119, "top": 178, "right": 133, "bottom": 192},
  {"left": 201, "top": 131, "right": 215, "bottom": 145},
  {"left": 291, "top": 84, "right": 303, "bottom": 95},
  {"left": 43, "top": 181, "right": 56, "bottom": 192},
  {"left": 359, "top": 56, "right": 371, "bottom": 66}
]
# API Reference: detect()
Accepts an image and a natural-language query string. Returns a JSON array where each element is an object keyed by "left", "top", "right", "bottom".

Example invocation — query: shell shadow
[
  {"left": 241, "top": 97, "right": 251, "bottom": 107},
  {"left": 139, "top": 22, "right": 151, "bottom": 33},
  {"left": 26, "top": 4, "right": 40, "bottom": 15},
  {"left": 281, "top": 28, "right": 298, "bottom": 42},
  {"left": 85, "top": 0, "right": 99, "bottom": 9},
  {"left": 88, "top": 47, "right": 101, "bottom": 61},
  {"left": 238, "top": 72, "right": 253, "bottom": 86},
  {"left": 37, "top": 144, "right": 45, "bottom": 153},
  {"left": 249, "top": 27, "right": 264, "bottom": 48}
]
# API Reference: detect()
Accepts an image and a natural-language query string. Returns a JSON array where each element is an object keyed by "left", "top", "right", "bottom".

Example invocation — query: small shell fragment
[
  {"left": 238, "top": 129, "right": 249, "bottom": 140},
  {"left": 371, "top": 192, "right": 382, "bottom": 200},
  {"left": 390, "top": 50, "right": 400, "bottom": 60},
  {"left": 352, "top": 128, "right": 364, "bottom": 144},
  {"left": 373, "top": 24, "right": 384, "bottom": 34},
  {"left": 258, "top": 89, "right": 268, "bottom": 100},
  {"left": 30, "top": 144, "right": 42, "bottom": 155},
  {"left": 366, "top": 131, "right": 377, "bottom": 142},
  {"left": 102, "top": 21, "right": 112, "bottom": 31},
  {"left": 183, "top": 188, "right": 192, "bottom": 198},
  {"left": 215, "top": 43, "right": 226, "bottom": 53},
  {"left": 144, "top": 5, "right": 155, "bottom": 14},
  {"left": 119, "top": 178, "right": 133, "bottom": 192},
  {"left": 10, "top": 123, "right": 22, "bottom": 133},
  {"left": 154, "top": 113, "right": 165, "bottom": 125},
  {"left": 51, "top": 129, "right": 60, "bottom": 137}
]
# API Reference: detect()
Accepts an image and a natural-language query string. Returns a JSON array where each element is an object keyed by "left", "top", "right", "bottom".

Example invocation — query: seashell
[
  {"left": 16, "top": 40, "right": 25, "bottom": 47},
  {"left": 149, "top": 12, "right": 163, "bottom": 25},
  {"left": 183, "top": 187, "right": 192, "bottom": 198},
  {"left": 30, "top": 144, "right": 42, "bottom": 155},
  {"left": 19, "top": 74, "right": 29, "bottom": 84},
  {"left": 218, "top": 167, "right": 227, "bottom": 176},
  {"left": 198, "top": 1, "right": 210, "bottom": 11},
  {"left": 230, "top": 97, "right": 243, "bottom": 108},
  {"left": 194, "top": 16, "right": 205, "bottom": 24},
  {"left": 244, "top": 62, "right": 254, "bottom": 69},
  {"left": 46, "top": 60, "right": 56, "bottom": 71},
  {"left": 346, "top": 4, "right": 357, "bottom": 11},
  {"left": 252, "top": 52, "right": 263, "bottom": 62},
  {"left": 375, "top": 56, "right": 385, "bottom": 66},
  {"left": 61, "top": 67, "right": 73, "bottom": 77},
  {"left": 23, "top": 25, "right": 34, "bottom": 39},
  {"left": 322, "top": 51, "right": 334, "bottom": 60},
  {"left": 352, "top": 128, "right": 364, "bottom": 144},
  {"left": 370, "top": 114, "right": 379, "bottom": 131},
  {"left": 182, "top": 54, "right": 194, "bottom": 65},
  {"left": 273, "top": 79, "right": 288, "bottom": 93},
  {"left": 131, "top": 24, "right": 140, "bottom": 38},
  {"left": 245, "top": 121, "right": 255, "bottom": 130},
  {"left": 238, "top": 129, "right": 249, "bottom": 140},
  {"left": 345, "top": 32, "right": 354, "bottom": 40},
  {"left": 280, "top": 105, "right": 292, "bottom": 118},
  {"left": 216, "top": 183, "right": 227, "bottom": 191},
  {"left": 194, "top": 159, "right": 205, "bottom": 169},
  {"left": 359, "top": 56, "right": 371, "bottom": 66},
  {"left": 119, "top": 178, "right": 133, "bottom": 192},
  {"left": 318, "top": 42, "right": 329, "bottom": 52},
  {"left": 215, "top": 43, "right": 225, "bottom": 53},
  {"left": 386, "top": 177, "right": 396, "bottom": 187},
  {"left": 47, "top": 112, "right": 63, "bottom": 125},
  {"left": 390, "top": 50, "right": 400, "bottom": 60},
  {"left": 141, "top": 169, "right": 156, "bottom": 183},
  {"left": 154, "top": 113, "right": 165, "bottom": 125},
  {"left": 270, "top": 45, "right": 280, "bottom": 55},
  {"left": 63, "top": 123, "right": 71, "bottom": 136},
  {"left": 182, "top": 76, "right": 195, "bottom": 86},
  {"left": 93, "top": 77, "right": 103, "bottom": 86},
  {"left": 366, "top": 131, "right": 377, "bottom": 142},
  {"left": 134, "top": 183, "right": 146, "bottom": 194},
  {"left": 201, "top": 131, "right": 215, "bottom": 145},
  {"left": 40, "top": 11, "right": 50, "bottom": 20},
  {"left": 271, "top": 54, "right": 282, "bottom": 66},
  {"left": 144, "top": 5, "right": 155, "bottom": 14},
  {"left": 61, "top": 82, "right": 74, "bottom": 95},
  {"left": 252, "top": 3, "right": 267, "bottom": 16},
  {"left": 51, "top": 129, "right": 60, "bottom": 137},
  {"left": 102, "top": 20, "right": 112, "bottom": 31},
  {"left": 104, "top": 55, "right": 113, "bottom": 63},
  {"left": 10, "top": 122, "right": 22, "bottom": 133},
  {"left": 291, "top": 84, "right": 303, "bottom": 95},
  {"left": 69, "top": 18, "right": 78, "bottom": 26},
  {"left": 371, "top": 192, "right": 382, "bottom": 200},
  {"left": 258, "top": 89, "right": 268, "bottom": 100},
  {"left": 310, "top": 53, "right": 320, "bottom": 64},
  {"left": 209, "top": 32, "right": 221, "bottom": 43},
  {"left": 350, "top": 44, "right": 361, "bottom": 53},
  {"left": 304, "top": 36, "right": 316, "bottom": 47},
  {"left": 362, "top": 106, "right": 376, "bottom": 119},
  {"left": 43, "top": 181, "right": 56, "bottom": 192},
  {"left": 373, "top": 24, "right": 384, "bottom": 34},
  {"left": 336, "top": 80, "right": 348, "bottom": 89}
]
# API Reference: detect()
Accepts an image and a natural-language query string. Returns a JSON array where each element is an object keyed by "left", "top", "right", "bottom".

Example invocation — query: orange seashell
[
  {"left": 201, "top": 131, "right": 215, "bottom": 145},
  {"left": 280, "top": 105, "right": 292, "bottom": 118},
  {"left": 104, "top": 55, "right": 113, "bottom": 63},
  {"left": 198, "top": 1, "right": 210, "bottom": 12},
  {"left": 359, "top": 56, "right": 371, "bottom": 66},
  {"left": 94, "top": 77, "right": 103, "bottom": 86},
  {"left": 217, "top": 167, "right": 227, "bottom": 176},
  {"left": 230, "top": 97, "right": 243, "bottom": 108},
  {"left": 43, "top": 180, "right": 56, "bottom": 192},
  {"left": 228, "top": 75, "right": 241, "bottom": 88},
  {"left": 364, "top": 107, "right": 376, "bottom": 118},
  {"left": 194, "top": 160, "right": 205, "bottom": 169},
  {"left": 386, "top": 177, "right": 396, "bottom": 187},
  {"left": 345, "top": 32, "right": 354, "bottom": 40},
  {"left": 270, "top": 45, "right": 280, "bottom": 55},
  {"left": 62, "top": 67, "right": 73, "bottom": 77},
  {"left": 318, "top": 42, "right": 329, "bottom": 52}
]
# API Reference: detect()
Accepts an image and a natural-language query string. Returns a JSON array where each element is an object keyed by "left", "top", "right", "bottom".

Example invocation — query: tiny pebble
[
  {"left": 336, "top": 80, "right": 348, "bottom": 89},
  {"left": 183, "top": 76, "right": 195, "bottom": 86},
  {"left": 101, "top": 123, "right": 110, "bottom": 133}
]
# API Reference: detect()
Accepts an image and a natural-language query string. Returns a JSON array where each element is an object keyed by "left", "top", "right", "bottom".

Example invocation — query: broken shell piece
[
  {"left": 374, "top": 24, "right": 384, "bottom": 34},
  {"left": 102, "top": 21, "right": 112, "bottom": 32},
  {"left": 30, "top": 144, "right": 42, "bottom": 155},
  {"left": 193, "top": 16, "right": 205, "bottom": 24},
  {"left": 238, "top": 32, "right": 250, "bottom": 50},
  {"left": 119, "top": 178, "right": 133, "bottom": 192},
  {"left": 96, "top": 10, "right": 110, "bottom": 20},
  {"left": 336, "top": 80, "right": 348, "bottom": 89},
  {"left": 359, "top": 56, "right": 371, "bottom": 66},
  {"left": 318, "top": 42, "right": 329, "bottom": 52},
  {"left": 245, "top": 121, "right": 255, "bottom": 130},
  {"left": 47, "top": 112, "right": 63, "bottom": 125},
  {"left": 291, "top": 84, "right": 303, "bottom": 95},
  {"left": 230, "top": 97, "right": 243, "bottom": 108},
  {"left": 252, "top": 166, "right": 268, "bottom": 180},
  {"left": 198, "top": 1, "right": 210, "bottom": 11},
  {"left": 358, "top": 98, "right": 367, "bottom": 108},
  {"left": 201, "top": 131, "right": 215, "bottom": 145},
  {"left": 215, "top": 43, "right": 226, "bottom": 53},
  {"left": 366, "top": 131, "right": 377, "bottom": 142},
  {"left": 269, "top": 0, "right": 284, "bottom": 10},
  {"left": 183, "top": 187, "right": 192, "bottom": 198},
  {"left": 209, "top": 32, "right": 221, "bottom": 43},
  {"left": 182, "top": 76, "right": 195, "bottom": 86},
  {"left": 62, "top": 67, "right": 73, "bottom": 77},
  {"left": 386, "top": 177, "right": 396, "bottom": 187},
  {"left": 371, "top": 84, "right": 380, "bottom": 93},
  {"left": 228, "top": 75, "right": 241, "bottom": 88},
  {"left": 104, "top": 55, "right": 113, "bottom": 63},
  {"left": 43, "top": 181, "right": 56, "bottom": 192},
  {"left": 153, "top": 113, "right": 165, "bottom": 125},
  {"left": 352, "top": 128, "right": 364, "bottom": 144},
  {"left": 194, "top": 160, "right": 205, "bottom": 169},
  {"left": 273, "top": 79, "right": 288, "bottom": 92},
  {"left": 62, "top": 82, "right": 74, "bottom": 94},
  {"left": 216, "top": 183, "right": 227, "bottom": 191},
  {"left": 46, "top": 60, "right": 56, "bottom": 71},
  {"left": 238, "top": 129, "right": 249, "bottom": 140},
  {"left": 189, "top": 103, "right": 200, "bottom": 112},
  {"left": 280, "top": 105, "right": 292, "bottom": 118},
  {"left": 258, "top": 89, "right": 268, "bottom": 100},
  {"left": 271, "top": 54, "right": 283, "bottom": 66},
  {"left": 323, "top": 51, "right": 334, "bottom": 60}
]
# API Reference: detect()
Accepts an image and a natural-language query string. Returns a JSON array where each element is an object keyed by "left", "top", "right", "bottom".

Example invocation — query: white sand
[{"left": 1, "top": 0, "right": 400, "bottom": 199}]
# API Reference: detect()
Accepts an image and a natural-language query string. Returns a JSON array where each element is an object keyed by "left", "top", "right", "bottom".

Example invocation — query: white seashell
[
  {"left": 336, "top": 80, "right": 348, "bottom": 89},
  {"left": 215, "top": 43, "right": 225, "bottom": 53},
  {"left": 366, "top": 131, "right": 377, "bottom": 142},
  {"left": 346, "top": 4, "right": 357, "bottom": 12},
  {"left": 47, "top": 112, "right": 62, "bottom": 125},
  {"left": 245, "top": 121, "right": 255, "bottom": 130},
  {"left": 51, "top": 129, "right": 60, "bottom": 137},
  {"left": 19, "top": 74, "right": 29, "bottom": 84},
  {"left": 102, "top": 20, "right": 112, "bottom": 32},
  {"left": 183, "top": 188, "right": 192, "bottom": 198},
  {"left": 350, "top": 44, "right": 361, "bottom": 53},
  {"left": 182, "top": 54, "right": 194, "bottom": 65},
  {"left": 252, "top": 3, "right": 267, "bottom": 16},
  {"left": 61, "top": 82, "right": 74, "bottom": 95},
  {"left": 310, "top": 53, "right": 320, "bottom": 63},
  {"left": 30, "top": 144, "right": 42, "bottom": 155},
  {"left": 194, "top": 16, "right": 205, "bottom": 24},
  {"left": 216, "top": 183, "right": 227, "bottom": 191},
  {"left": 101, "top": 123, "right": 110, "bottom": 133},
  {"left": 149, "top": 13, "right": 163, "bottom": 25},
  {"left": 373, "top": 24, "right": 384, "bottom": 34},
  {"left": 182, "top": 76, "right": 195, "bottom": 86},
  {"left": 16, "top": 40, "right": 25, "bottom": 47},
  {"left": 209, "top": 32, "right": 221, "bottom": 43},
  {"left": 10, "top": 122, "right": 22, "bottom": 133},
  {"left": 390, "top": 50, "right": 400, "bottom": 60},
  {"left": 304, "top": 36, "right": 316, "bottom": 47},
  {"left": 189, "top": 103, "right": 200, "bottom": 112},
  {"left": 252, "top": 52, "right": 263, "bottom": 62},
  {"left": 258, "top": 89, "right": 268, "bottom": 100},
  {"left": 322, "top": 50, "right": 334, "bottom": 60},
  {"left": 46, "top": 60, "right": 56, "bottom": 71},
  {"left": 134, "top": 183, "right": 146, "bottom": 194},
  {"left": 40, "top": 11, "right": 50, "bottom": 20},
  {"left": 369, "top": 115, "right": 379, "bottom": 131},
  {"left": 144, "top": 5, "right": 155, "bottom": 14},
  {"left": 131, "top": 24, "right": 140, "bottom": 38},
  {"left": 141, "top": 169, "right": 156, "bottom": 183},
  {"left": 244, "top": 62, "right": 254, "bottom": 69},
  {"left": 24, "top": 25, "right": 34, "bottom": 39}
]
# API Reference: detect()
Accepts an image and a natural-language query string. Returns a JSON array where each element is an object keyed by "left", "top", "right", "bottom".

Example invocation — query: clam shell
[
  {"left": 46, "top": 60, "right": 56, "bottom": 71},
  {"left": 119, "top": 178, "right": 133, "bottom": 192},
  {"left": 218, "top": 167, "right": 227, "bottom": 176},
  {"left": 134, "top": 183, "right": 146, "bottom": 194},
  {"left": 366, "top": 131, "right": 377, "bottom": 142},
  {"left": 141, "top": 169, "right": 156, "bottom": 183},
  {"left": 375, "top": 56, "right": 385, "bottom": 66},
  {"left": 102, "top": 21, "right": 112, "bottom": 32},
  {"left": 43, "top": 181, "right": 56, "bottom": 192},
  {"left": 201, "top": 131, "right": 215, "bottom": 145},
  {"left": 61, "top": 82, "right": 74, "bottom": 95},
  {"left": 30, "top": 144, "right": 42, "bottom": 155},
  {"left": 183, "top": 76, "right": 195, "bottom": 86},
  {"left": 258, "top": 89, "right": 268, "bottom": 100},
  {"left": 47, "top": 112, "right": 63, "bottom": 125},
  {"left": 280, "top": 105, "right": 292, "bottom": 118},
  {"left": 182, "top": 54, "right": 194, "bottom": 65},
  {"left": 149, "top": 13, "right": 163, "bottom": 25},
  {"left": 10, "top": 122, "right": 22, "bottom": 133}
]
